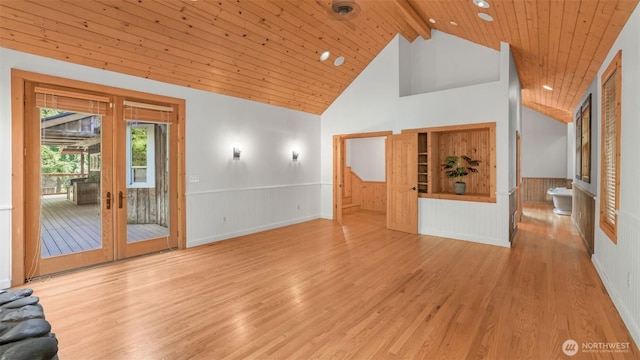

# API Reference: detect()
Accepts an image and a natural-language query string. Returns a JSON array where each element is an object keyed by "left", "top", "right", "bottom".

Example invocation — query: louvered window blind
[{"left": 35, "top": 87, "right": 109, "bottom": 116}]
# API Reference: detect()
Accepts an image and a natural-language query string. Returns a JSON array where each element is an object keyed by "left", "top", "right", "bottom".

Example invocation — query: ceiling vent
[{"left": 331, "top": 0, "right": 360, "bottom": 19}]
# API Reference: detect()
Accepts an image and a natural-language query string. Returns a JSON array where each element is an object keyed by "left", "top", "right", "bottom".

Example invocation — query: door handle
[
  {"left": 118, "top": 191, "right": 124, "bottom": 209},
  {"left": 412, "top": 187, "right": 417, "bottom": 191},
  {"left": 106, "top": 192, "right": 111, "bottom": 210}
]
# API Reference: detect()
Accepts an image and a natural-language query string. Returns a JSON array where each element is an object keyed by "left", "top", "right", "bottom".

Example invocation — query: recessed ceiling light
[
  {"left": 473, "top": 0, "right": 490, "bottom": 9},
  {"left": 334, "top": 56, "right": 345, "bottom": 66},
  {"left": 478, "top": 13, "right": 493, "bottom": 22},
  {"left": 429, "top": 18, "right": 436, "bottom": 24},
  {"left": 450, "top": 21, "right": 458, "bottom": 26},
  {"left": 319, "top": 50, "right": 331, "bottom": 61},
  {"left": 543, "top": 85, "right": 553, "bottom": 91}
]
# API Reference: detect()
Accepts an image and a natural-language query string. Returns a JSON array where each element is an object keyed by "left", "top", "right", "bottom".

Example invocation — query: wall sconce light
[
  {"left": 233, "top": 147, "right": 241, "bottom": 160},
  {"left": 292, "top": 150, "right": 299, "bottom": 162}
]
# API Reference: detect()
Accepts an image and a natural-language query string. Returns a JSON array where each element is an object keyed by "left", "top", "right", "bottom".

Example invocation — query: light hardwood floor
[{"left": 20, "top": 205, "right": 639, "bottom": 359}]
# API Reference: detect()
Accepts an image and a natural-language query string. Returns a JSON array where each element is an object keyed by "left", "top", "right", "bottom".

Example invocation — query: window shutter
[
  {"left": 599, "top": 51, "right": 621, "bottom": 243},
  {"left": 35, "top": 87, "right": 109, "bottom": 116}
]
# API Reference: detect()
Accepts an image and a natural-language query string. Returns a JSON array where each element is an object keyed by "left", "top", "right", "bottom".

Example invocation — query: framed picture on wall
[
  {"left": 575, "top": 107, "right": 582, "bottom": 181},
  {"left": 581, "top": 94, "right": 592, "bottom": 183}
]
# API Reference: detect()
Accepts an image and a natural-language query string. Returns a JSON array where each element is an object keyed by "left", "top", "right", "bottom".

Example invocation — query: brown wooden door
[
  {"left": 24, "top": 83, "right": 115, "bottom": 277},
  {"left": 387, "top": 133, "right": 418, "bottom": 234},
  {"left": 114, "top": 100, "right": 179, "bottom": 258},
  {"left": 333, "top": 135, "right": 344, "bottom": 225}
]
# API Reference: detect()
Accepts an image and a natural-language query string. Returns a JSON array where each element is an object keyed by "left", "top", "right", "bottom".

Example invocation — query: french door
[{"left": 24, "top": 83, "right": 179, "bottom": 278}]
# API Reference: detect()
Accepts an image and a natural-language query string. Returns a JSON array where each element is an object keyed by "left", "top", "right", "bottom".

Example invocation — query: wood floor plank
[{"left": 19, "top": 206, "right": 639, "bottom": 359}]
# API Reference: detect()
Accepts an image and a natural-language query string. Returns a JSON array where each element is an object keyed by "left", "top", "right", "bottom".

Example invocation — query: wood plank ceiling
[{"left": 1, "top": 0, "right": 638, "bottom": 123}]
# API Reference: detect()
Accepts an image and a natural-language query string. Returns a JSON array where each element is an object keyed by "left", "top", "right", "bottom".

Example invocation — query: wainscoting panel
[
  {"left": 593, "top": 210, "right": 640, "bottom": 349},
  {"left": 419, "top": 194, "right": 510, "bottom": 247},
  {"left": 521, "top": 177, "right": 567, "bottom": 203},
  {"left": 0, "top": 206, "right": 11, "bottom": 289},
  {"left": 186, "top": 184, "right": 321, "bottom": 247},
  {"left": 618, "top": 212, "right": 640, "bottom": 344},
  {"left": 572, "top": 185, "right": 595, "bottom": 255},
  {"left": 351, "top": 173, "right": 386, "bottom": 213}
]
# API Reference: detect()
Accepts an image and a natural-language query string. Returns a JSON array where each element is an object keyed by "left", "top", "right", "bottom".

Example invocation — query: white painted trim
[
  {"left": 592, "top": 256, "right": 640, "bottom": 348},
  {"left": 186, "top": 182, "right": 321, "bottom": 196},
  {"left": 188, "top": 214, "right": 321, "bottom": 247},
  {"left": 0, "top": 205, "right": 11, "bottom": 211}
]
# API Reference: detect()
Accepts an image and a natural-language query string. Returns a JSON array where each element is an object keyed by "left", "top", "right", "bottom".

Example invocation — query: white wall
[
  {"left": 321, "top": 34, "right": 514, "bottom": 248},
  {"left": 590, "top": 4, "right": 640, "bottom": 347},
  {"left": 521, "top": 107, "right": 568, "bottom": 178},
  {"left": 401, "top": 30, "right": 501, "bottom": 96},
  {"left": 0, "top": 48, "right": 321, "bottom": 288},
  {"left": 346, "top": 137, "right": 386, "bottom": 181}
]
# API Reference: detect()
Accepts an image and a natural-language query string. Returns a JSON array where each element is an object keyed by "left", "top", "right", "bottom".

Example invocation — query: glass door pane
[
  {"left": 125, "top": 121, "right": 170, "bottom": 243},
  {"left": 40, "top": 109, "right": 102, "bottom": 258}
]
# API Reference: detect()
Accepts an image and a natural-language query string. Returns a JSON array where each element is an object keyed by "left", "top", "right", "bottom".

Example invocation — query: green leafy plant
[{"left": 442, "top": 155, "right": 480, "bottom": 183}]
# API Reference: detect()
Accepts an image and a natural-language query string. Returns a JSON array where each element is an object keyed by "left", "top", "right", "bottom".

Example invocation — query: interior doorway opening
[{"left": 332, "top": 131, "right": 392, "bottom": 226}]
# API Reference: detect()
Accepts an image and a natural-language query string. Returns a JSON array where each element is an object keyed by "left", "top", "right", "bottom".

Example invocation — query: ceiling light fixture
[
  {"left": 429, "top": 18, "right": 436, "bottom": 24},
  {"left": 334, "top": 56, "right": 345, "bottom": 66},
  {"left": 478, "top": 13, "right": 494, "bottom": 22},
  {"left": 473, "top": 0, "right": 490, "bottom": 9},
  {"left": 450, "top": 21, "right": 458, "bottom": 26},
  {"left": 543, "top": 85, "right": 553, "bottom": 91},
  {"left": 320, "top": 50, "right": 331, "bottom": 61}
]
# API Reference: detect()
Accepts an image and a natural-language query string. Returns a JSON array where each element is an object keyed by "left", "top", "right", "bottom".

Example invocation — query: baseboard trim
[
  {"left": 187, "top": 215, "right": 321, "bottom": 248},
  {"left": 419, "top": 228, "right": 510, "bottom": 248},
  {"left": 0, "top": 279, "right": 11, "bottom": 290}
]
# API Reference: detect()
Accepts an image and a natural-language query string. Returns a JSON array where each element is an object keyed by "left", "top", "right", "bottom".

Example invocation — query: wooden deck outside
[{"left": 41, "top": 194, "right": 168, "bottom": 258}]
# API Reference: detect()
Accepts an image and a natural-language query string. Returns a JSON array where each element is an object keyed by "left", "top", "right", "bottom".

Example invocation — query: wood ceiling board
[{"left": 1, "top": 0, "right": 638, "bottom": 121}]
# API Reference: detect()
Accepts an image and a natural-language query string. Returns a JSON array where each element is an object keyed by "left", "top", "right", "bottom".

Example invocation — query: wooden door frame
[
  {"left": 10, "top": 69, "right": 187, "bottom": 286},
  {"left": 332, "top": 131, "right": 392, "bottom": 224}
]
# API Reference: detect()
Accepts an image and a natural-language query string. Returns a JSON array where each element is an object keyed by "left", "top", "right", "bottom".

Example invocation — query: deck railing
[{"left": 41, "top": 173, "right": 88, "bottom": 195}]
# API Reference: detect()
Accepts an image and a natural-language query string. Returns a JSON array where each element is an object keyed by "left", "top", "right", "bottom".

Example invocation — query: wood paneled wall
[
  {"left": 521, "top": 177, "right": 568, "bottom": 203},
  {"left": 432, "top": 128, "right": 491, "bottom": 195},
  {"left": 351, "top": 172, "right": 386, "bottom": 213},
  {"left": 572, "top": 185, "right": 595, "bottom": 255}
]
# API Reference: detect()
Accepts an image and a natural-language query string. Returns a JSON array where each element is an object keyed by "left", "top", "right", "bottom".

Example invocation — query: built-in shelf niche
[{"left": 406, "top": 122, "right": 496, "bottom": 203}]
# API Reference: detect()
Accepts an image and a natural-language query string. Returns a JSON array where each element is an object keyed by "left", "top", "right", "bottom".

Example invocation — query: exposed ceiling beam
[{"left": 394, "top": 0, "right": 431, "bottom": 40}]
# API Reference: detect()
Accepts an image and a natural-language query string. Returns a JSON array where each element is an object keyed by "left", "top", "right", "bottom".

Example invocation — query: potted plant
[{"left": 442, "top": 155, "right": 481, "bottom": 195}]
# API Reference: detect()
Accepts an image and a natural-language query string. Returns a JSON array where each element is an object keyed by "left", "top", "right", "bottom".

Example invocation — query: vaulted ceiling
[{"left": 1, "top": 0, "right": 638, "bottom": 123}]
